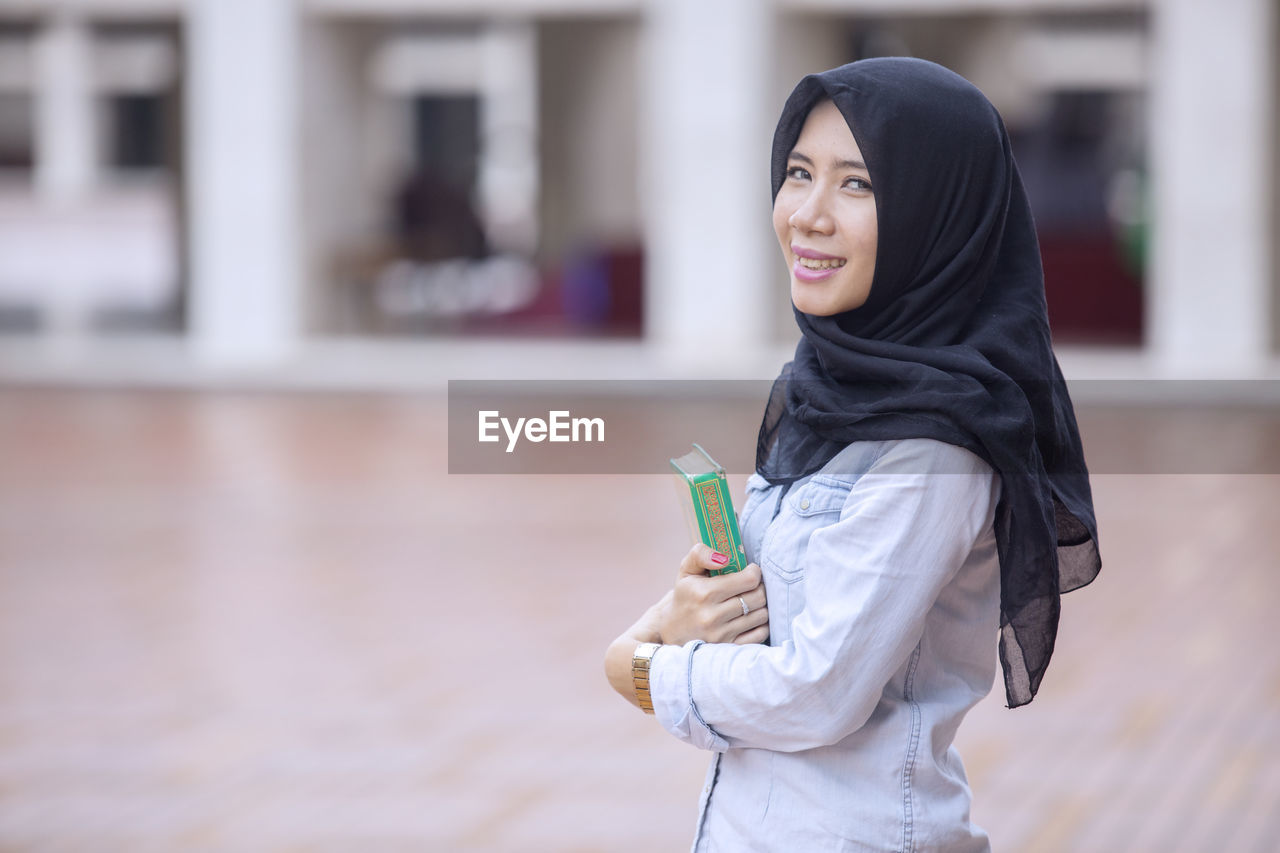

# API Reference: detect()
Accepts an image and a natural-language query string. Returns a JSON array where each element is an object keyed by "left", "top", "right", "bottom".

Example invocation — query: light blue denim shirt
[{"left": 649, "top": 438, "right": 1002, "bottom": 852}]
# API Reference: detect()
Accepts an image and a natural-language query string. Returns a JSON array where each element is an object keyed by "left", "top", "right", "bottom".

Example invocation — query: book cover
[{"left": 669, "top": 443, "right": 747, "bottom": 576}]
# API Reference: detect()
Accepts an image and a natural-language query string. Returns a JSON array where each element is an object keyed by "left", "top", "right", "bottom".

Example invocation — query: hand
[
  {"left": 658, "top": 544, "right": 769, "bottom": 646},
  {"left": 603, "top": 545, "right": 769, "bottom": 710}
]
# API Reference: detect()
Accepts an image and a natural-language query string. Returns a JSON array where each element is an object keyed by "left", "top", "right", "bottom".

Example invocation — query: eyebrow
[{"left": 788, "top": 151, "right": 868, "bottom": 171}]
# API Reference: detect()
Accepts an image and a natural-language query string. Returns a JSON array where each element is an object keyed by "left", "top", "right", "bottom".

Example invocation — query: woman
[{"left": 605, "top": 57, "right": 1100, "bottom": 851}]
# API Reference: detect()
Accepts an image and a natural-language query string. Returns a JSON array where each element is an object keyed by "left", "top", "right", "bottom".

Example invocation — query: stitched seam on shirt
[
  {"left": 901, "top": 643, "right": 924, "bottom": 853},
  {"left": 755, "top": 490, "right": 783, "bottom": 573},
  {"left": 692, "top": 753, "right": 721, "bottom": 852},
  {"left": 685, "top": 641, "right": 728, "bottom": 748},
  {"left": 773, "top": 484, "right": 789, "bottom": 518},
  {"left": 685, "top": 638, "right": 704, "bottom": 721}
]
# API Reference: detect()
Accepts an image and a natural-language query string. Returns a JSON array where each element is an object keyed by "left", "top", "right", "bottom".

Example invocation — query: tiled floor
[{"left": 0, "top": 390, "right": 1276, "bottom": 851}]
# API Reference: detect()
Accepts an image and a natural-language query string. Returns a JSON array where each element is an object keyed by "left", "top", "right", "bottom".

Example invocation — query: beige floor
[{"left": 0, "top": 390, "right": 1277, "bottom": 852}]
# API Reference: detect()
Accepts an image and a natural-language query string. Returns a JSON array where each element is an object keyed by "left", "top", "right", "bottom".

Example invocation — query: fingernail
[{"left": 711, "top": 552, "right": 729, "bottom": 565}]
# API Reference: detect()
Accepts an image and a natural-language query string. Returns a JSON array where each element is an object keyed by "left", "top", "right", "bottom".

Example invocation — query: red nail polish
[{"left": 712, "top": 552, "right": 729, "bottom": 565}]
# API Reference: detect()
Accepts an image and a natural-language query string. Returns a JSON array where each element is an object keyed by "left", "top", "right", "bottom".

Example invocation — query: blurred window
[
  {"left": 0, "top": 92, "right": 33, "bottom": 169},
  {"left": 1009, "top": 88, "right": 1146, "bottom": 344},
  {"left": 106, "top": 92, "right": 167, "bottom": 171},
  {"left": 413, "top": 94, "right": 479, "bottom": 196},
  {"left": 0, "top": 24, "right": 33, "bottom": 173},
  {"left": 93, "top": 24, "right": 179, "bottom": 177}
]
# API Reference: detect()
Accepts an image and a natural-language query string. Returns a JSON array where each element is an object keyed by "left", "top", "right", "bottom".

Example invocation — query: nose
[{"left": 788, "top": 187, "right": 834, "bottom": 235}]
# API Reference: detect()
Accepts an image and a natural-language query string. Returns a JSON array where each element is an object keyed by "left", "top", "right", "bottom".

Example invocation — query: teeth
[{"left": 798, "top": 256, "right": 846, "bottom": 270}]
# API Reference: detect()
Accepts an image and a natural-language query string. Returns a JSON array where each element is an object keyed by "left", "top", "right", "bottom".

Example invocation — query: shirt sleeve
[{"left": 646, "top": 439, "right": 999, "bottom": 753}]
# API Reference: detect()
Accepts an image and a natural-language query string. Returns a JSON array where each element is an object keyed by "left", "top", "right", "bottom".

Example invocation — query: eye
[
  {"left": 844, "top": 176, "right": 873, "bottom": 192},
  {"left": 785, "top": 165, "right": 811, "bottom": 182}
]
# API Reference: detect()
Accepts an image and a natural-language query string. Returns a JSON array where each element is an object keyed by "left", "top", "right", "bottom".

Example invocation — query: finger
[
  {"left": 676, "top": 545, "right": 707, "bottom": 578},
  {"left": 678, "top": 543, "right": 733, "bottom": 578},
  {"left": 700, "top": 572, "right": 764, "bottom": 616},
  {"left": 721, "top": 595, "right": 748, "bottom": 624},
  {"left": 724, "top": 599, "right": 769, "bottom": 632},
  {"left": 732, "top": 623, "right": 770, "bottom": 645},
  {"left": 704, "top": 562, "right": 760, "bottom": 597},
  {"left": 722, "top": 589, "right": 766, "bottom": 623}
]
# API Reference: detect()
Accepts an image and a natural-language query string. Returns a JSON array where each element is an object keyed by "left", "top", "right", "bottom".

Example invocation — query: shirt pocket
[{"left": 760, "top": 475, "right": 854, "bottom": 585}]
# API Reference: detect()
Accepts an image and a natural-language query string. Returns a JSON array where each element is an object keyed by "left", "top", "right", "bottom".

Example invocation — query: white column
[
  {"left": 479, "top": 20, "right": 539, "bottom": 255},
  {"left": 31, "top": 12, "right": 95, "bottom": 336},
  {"left": 641, "top": 0, "right": 775, "bottom": 365},
  {"left": 186, "top": 0, "right": 300, "bottom": 365},
  {"left": 1149, "top": 0, "right": 1275, "bottom": 374},
  {"left": 33, "top": 11, "right": 95, "bottom": 203}
]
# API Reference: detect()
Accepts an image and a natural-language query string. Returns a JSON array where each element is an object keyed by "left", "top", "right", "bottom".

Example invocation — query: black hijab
[{"left": 757, "top": 57, "right": 1101, "bottom": 708}]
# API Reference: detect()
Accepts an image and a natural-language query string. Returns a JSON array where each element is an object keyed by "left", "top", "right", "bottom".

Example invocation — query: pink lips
[
  {"left": 791, "top": 245, "right": 846, "bottom": 283},
  {"left": 791, "top": 245, "right": 842, "bottom": 260}
]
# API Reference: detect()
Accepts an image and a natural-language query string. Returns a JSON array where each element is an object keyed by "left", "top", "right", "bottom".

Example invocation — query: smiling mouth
[{"left": 796, "top": 256, "right": 847, "bottom": 270}]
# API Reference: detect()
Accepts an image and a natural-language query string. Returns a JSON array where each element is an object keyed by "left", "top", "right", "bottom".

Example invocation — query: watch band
[{"left": 632, "top": 642, "right": 661, "bottom": 714}]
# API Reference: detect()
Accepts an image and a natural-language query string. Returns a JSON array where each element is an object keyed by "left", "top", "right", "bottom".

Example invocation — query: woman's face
[{"left": 773, "top": 99, "right": 878, "bottom": 316}]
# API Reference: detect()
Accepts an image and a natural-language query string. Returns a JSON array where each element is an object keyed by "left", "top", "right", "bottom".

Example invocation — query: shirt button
[{"left": 800, "top": 499, "right": 810, "bottom": 510}]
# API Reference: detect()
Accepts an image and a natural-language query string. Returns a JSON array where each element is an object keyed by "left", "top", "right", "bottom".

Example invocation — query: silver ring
[{"left": 738, "top": 596, "right": 750, "bottom": 617}]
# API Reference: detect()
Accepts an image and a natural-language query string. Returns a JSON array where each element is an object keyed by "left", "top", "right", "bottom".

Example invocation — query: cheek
[
  {"left": 846, "top": 211, "right": 878, "bottom": 263},
  {"left": 842, "top": 206, "right": 874, "bottom": 240},
  {"left": 863, "top": 216, "right": 879, "bottom": 253},
  {"left": 771, "top": 202, "right": 791, "bottom": 246}
]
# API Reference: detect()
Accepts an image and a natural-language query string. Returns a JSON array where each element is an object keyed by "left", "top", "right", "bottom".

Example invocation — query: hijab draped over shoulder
[{"left": 757, "top": 57, "right": 1101, "bottom": 708}]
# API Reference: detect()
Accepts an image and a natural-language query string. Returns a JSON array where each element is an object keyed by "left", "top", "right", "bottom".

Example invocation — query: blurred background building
[{"left": 0, "top": 0, "right": 1274, "bottom": 383}]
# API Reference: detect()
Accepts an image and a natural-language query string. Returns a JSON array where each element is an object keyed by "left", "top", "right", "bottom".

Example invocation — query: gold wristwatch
[{"left": 632, "top": 642, "right": 661, "bottom": 714}]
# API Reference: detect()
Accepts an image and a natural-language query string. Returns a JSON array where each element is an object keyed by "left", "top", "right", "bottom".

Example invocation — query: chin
[
  {"left": 791, "top": 290, "right": 843, "bottom": 317},
  {"left": 792, "top": 285, "right": 869, "bottom": 317},
  {"left": 790, "top": 288, "right": 818, "bottom": 316},
  {"left": 792, "top": 300, "right": 826, "bottom": 317}
]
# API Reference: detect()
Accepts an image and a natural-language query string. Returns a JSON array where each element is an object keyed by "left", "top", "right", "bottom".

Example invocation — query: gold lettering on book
[{"left": 698, "top": 481, "right": 731, "bottom": 556}]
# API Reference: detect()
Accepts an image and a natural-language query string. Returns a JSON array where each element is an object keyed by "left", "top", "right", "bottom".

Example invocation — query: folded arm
[{"left": 650, "top": 440, "right": 999, "bottom": 752}]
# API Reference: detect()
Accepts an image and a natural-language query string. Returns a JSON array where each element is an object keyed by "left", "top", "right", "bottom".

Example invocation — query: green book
[{"left": 669, "top": 444, "right": 747, "bottom": 576}]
